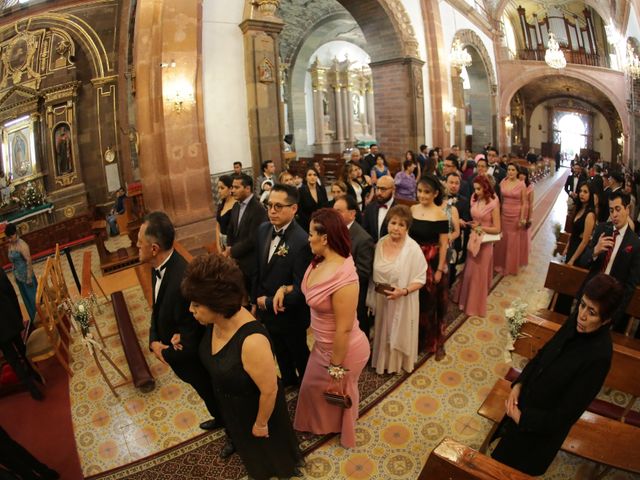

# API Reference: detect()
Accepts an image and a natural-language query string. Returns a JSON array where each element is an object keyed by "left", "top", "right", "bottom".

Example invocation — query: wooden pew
[
  {"left": 477, "top": 318, "right": 640, "bottom": 476},
  {"left": 419, "top": 438, "right": 533, "bottom": 479},
  {"left": 111, "top": 291, "right": 155, "bottom": 393}
]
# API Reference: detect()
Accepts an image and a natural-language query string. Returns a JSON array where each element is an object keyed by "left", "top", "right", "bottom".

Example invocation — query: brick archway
[
  {"left": 453, "top": 29, "right": 497, "bottom": 90},
  {"left": 247, "top": 0, "right": 426, "bottom": 160}
]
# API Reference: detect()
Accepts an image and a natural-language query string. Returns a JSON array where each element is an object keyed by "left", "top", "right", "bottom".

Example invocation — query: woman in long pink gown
[
  {"left": 294, "top": 209, "right": 370, "bottom": 448},
  {"left": 518, "top": 167, "right": 534, "bottom": 267},
  {"left": 454, "top": 175, "right": 501, "bottom": 317},
  {"left": 494, "top": 164, "right": 527, "bottom": 275}
]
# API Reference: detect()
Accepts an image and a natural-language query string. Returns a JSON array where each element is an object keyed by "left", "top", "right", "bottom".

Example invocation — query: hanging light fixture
[
  {"left": 626, "top": 43, "right": 640, "bottom": 79},
  {"left": 450, "top": 39, "right": 472, "bottom": 70},
  {"left": 545, "top": 33, "right": 566, "bottom": 69}
]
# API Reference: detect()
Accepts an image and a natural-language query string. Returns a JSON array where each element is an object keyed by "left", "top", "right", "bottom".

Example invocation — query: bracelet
[
  {"left": 403, "top": 288, "right": 409, "bottom": 296},
  {"left": 253, "top": 422, "right": 268, "bottom": 431},
  {"left": 328, "top": 363, "right": 348, "bottom": 380}
]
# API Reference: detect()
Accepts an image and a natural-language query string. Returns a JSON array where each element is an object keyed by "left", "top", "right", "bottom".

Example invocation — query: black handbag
[{"left": 323, "top": 378, "right": 352, "bottom": 409}]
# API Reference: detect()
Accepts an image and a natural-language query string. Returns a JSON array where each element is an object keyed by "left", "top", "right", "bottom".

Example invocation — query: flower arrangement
[
  {"left": 20, "top": 182, "right": 45, "bottom": 209},
  {"left": 504, "top": 298, "right": 528, "bottom": 362},
  {"left": 62, "top": 296, "right": 97, "bottom": 336}
]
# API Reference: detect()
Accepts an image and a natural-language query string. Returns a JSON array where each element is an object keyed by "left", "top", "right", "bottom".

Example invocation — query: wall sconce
[
  {"left": 444, "top": 104, "right": 456, "bottom": 132},
  {"left": 504, "top": 116, "right": 514, "bottom": 132},
  {"left": 164, "top": 77, "right": 195, "bottom": 114},
  {"left": 617, "top": 134, "right": 625, "bottom": 146}
]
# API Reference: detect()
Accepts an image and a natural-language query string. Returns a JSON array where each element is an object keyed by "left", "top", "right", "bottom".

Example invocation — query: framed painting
[{"left": 2, "top": 115, "right": 37, "bottom": 181}]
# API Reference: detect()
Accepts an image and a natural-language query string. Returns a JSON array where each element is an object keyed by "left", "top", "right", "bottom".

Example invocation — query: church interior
[{"left": 1, "top": 0, "right": 640, "bottom": 478}]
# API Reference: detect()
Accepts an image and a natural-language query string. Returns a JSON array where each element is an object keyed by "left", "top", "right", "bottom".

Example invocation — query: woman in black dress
[
  {"left": 216, "top": 175, "right": 236, "bottom": 240},
  {"left": 409, "top": 175, "right": 449, "bottom": 359},
  {"left": 297, "top": 167, "right": 328, "bottom": 231},
  {"left": 492, "top": 273, "right": 621, "bottom": 476},
  {"left": 181, "top": 254, "right": 302, "bottom": 480},
  {"left": 564, "top": 181, "right": 596, "bottom": 266}
]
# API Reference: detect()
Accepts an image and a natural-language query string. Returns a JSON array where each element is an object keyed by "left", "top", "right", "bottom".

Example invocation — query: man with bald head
[{"left": 363, "top": 175, "right": 396, "bottom": 242}]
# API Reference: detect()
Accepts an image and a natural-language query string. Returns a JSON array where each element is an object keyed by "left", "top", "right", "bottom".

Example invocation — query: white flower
[
  {"left": 504, "top": 307, "right": 516, "bottom": 319},
  {"left": 78, "top": 304, "right": 86, "bottom": 313}
]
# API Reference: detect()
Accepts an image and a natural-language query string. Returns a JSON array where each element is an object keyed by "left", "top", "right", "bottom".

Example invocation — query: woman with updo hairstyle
[
  {"left": 453, "top": 174, "right": 501, "bottom": 317},
  {"left": 297, "top": 167, "right": 329, "bottom": 231},
  {"left": 182, "top": 254, "right": 302, "bottom": 479},
  {"left": 294, "top": 208, "right": 370, "bottom": 448},
  {"left": 492, "top": 273, "right": 621, "bottom": 476},
  {"left": 216, "top": 175, "right": 236, "bottom": 239},
  {"left": 409, "top": 175, "right": 449, "bottom": 360},
  {"left": 369, "top": 205, "right": 427, "bottom": 374}
]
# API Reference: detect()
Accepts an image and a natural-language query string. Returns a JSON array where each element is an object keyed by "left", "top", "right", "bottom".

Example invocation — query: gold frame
[{"left": 2, "top": 114, "right": 38, "bottom": 183}]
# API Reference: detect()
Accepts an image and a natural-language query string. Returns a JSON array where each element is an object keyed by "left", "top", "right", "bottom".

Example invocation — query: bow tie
[
  {"left": 272, "top": 228, "right": 285, "bottom": 239},
  {"left": 153, "top": 265, "right": 166, "bottom": 280}
]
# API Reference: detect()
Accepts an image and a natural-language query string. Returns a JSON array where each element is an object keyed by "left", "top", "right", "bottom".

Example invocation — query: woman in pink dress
[
  {"left": 453, "top": 175, "right": 501, "bottom": 317},
  {"left": 294, "top": 208, "right": 370, "bottom": 448},
  {"left": 517, "top": 166, "right": 534, "bottom": 267},
  {"left": 494, "top": 164, "right": 527, "bottom": 275}
]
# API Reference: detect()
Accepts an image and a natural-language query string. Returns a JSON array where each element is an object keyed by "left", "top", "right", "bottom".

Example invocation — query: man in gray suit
[{"left": 334, "top": 195, "right": 375, "bottom": 337}]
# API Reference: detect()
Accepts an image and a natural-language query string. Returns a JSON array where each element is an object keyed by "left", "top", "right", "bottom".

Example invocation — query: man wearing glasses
[
  {"left": 363, "top": 175, "right": 396, "bottom": 242},
  {"left": 253, "top": 183, "right": 311, "bottom": 388}
]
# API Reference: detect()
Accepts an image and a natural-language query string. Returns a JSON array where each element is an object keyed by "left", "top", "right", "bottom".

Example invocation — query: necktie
[
  {"left": 153, "top": 264, "right": 166, "bottom": 280},
  {"left": 272, "top": 228, "right": 284, "bottom": 239},
  {"left": 602, "top": 229, "right": 620, "bottom": 272}
]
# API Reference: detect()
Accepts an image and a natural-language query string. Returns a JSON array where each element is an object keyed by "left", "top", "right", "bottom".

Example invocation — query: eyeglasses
[{"left": 266, "top": 202, "right": 293, "bottom": 212}]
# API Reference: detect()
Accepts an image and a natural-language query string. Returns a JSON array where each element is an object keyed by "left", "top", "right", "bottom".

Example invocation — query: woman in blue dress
[{"left": 5, "top": 223, "right": 38, "bottom": 323}]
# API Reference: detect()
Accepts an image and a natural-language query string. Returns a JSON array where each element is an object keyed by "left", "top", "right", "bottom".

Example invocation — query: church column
[
  {"left": 309, "top": 59, "right": 327, "bottom": 146},
  {"left": 134, "top": 0, "right": 215, "bottom": 249},
  {"left": 240, "top": 1, "right": 285, "bottom": 173},
  {"left": 331, "top": 60, "right": 345, "bottom": 146},
  {"left": 345, "top": 73, "right": 355, "bottom": 145},
  {"left": 366, "top": 77, "right": 375, "bottom": 139}
]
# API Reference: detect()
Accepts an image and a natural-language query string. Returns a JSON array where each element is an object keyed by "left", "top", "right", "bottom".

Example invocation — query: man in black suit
[
  {"left": 444, "top": 171, "right": 471, "bottom": 282},
  {"left": 581, "top": 191, "right": 640, "bottom": 336},
  {"left": 362, "top": 175, "right": 396, "bottom": 242},
  {"left": 473, "top": 158, "right": 501, "bottom": 199},
  {"left": 334, "top": 195, "right": 375, "bottom": 337},
  {"left": 253, "top": 184, "right": 311, "bottom": 387},
  {"left": 564, "top": 163, "right": 587, "bottom": 201},
  {"left": 442, "top": 156, "right": 471, "bottom": 199},
  {"left": 417, "top": 144, "right": 428, "bottom": 173},
  {"left": 361, "top": 143, "right": 379, "bottom": 177},
  {"left": 0, "top": 268, "right": 43, "bottom": 400},
  {"left": 486, "top": 147, "right": 506, "bottom": 186},
  {"left": 138, "top": 212, "right": 228, "bottom": 443},
  {"left": 225, "top": 174, "right": 268, "bottom": 300}
]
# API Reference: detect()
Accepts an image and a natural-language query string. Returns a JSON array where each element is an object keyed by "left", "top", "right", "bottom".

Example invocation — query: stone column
[
  {"left": 240, "top": 0, "right": 285, "bottom": 173},
  {"left": 366, "top": 81, "right": 375, "bottom": 139},
  {"left": 134, "top": 0, "right": 215, "bottom": 250},
  {"left": 330, "top": 59, "right": 344, "bottom": 145},
  {"left": 345, "top": 75, "right": 355, "bottom": 145}
]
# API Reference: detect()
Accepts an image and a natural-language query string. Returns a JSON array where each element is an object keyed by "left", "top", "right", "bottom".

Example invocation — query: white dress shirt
[
  {"left": 153, "top": 250, "right": 174, "bottom": 303},
  {"left": 377, "top": 197, "right": 394, "bottom": 237},
  {"left": 604, "top": 223, "right": 627, "bottom": 275},
  {"left": 268, "top": 221, "right": 292, "bottom": 263}
]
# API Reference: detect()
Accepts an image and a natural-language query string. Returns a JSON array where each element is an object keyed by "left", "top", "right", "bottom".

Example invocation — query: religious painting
[
  {"left": 258, "top": 57, "right": 274, "bottom": 83},
  {"left": 8, "top": 37, "right": 28, "bottom": 72},
  {"left": 53, "top": 122, "right": 73, "bottom": 176},
  {"left": 2, "top": 116, "right": 37, "bottom": 182}
]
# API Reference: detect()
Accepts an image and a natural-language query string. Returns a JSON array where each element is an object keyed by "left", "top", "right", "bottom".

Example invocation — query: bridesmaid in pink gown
[
  {"left": 294, "top": 209, "right": 370, "bottom": 448},
  {"left": 494, "top": 164, "right": 528, "bottom": 275},
  {"left": 518, "top": 166, "right": 534, "bottom": 267},
  {"left": 454, "top": 175, "right": 501, "bottom": 317}
]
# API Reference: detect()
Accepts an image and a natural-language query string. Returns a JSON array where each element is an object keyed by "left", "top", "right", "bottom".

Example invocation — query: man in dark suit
[
  {"left": 138, "top": 212, "right": 230, "bottom": 448},
  {"left": 362, "top": 175, "right": 396, "bottom": 242},
  {"left": 334, "top": 195, "right": 375, "bottom": 337},
  {"left": 417, "top": 144, "right": 428, "bottom": 173},
  {"left": 253, "top": 184, "right": 311, "bottom": 387},
  {"left": 442, "top": 156, "right": 471, "bottom": 199},
  {"left": 444, "top": 171, "right": 471, "bottom": 282},
  {"left": 473, "top": 158, "right": 501, "bottom": 199},
  {"left": 581, "top": 191, "right": 640, "bottom": 336},
  {"left": 361, "top": 143, "right": 379, "bottom": 177},
  {"left": 564, "top": 163, "right": 587, "bottom": 200},
  {"left": 225, "top": 174, "right": 268, "bottom": 300},
  {"left": 0, "top": 268, "right": 43, "bottom": 400},
  {"left": 486, "top": 147, "right": 506, "bottom": 186}
]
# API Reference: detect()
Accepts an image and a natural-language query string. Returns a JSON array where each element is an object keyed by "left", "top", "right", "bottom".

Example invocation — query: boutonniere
[
  {"left": 275, "top": 244, "right": 289, "bottom": 257},
  {"left": 447, "top": 197, "right": 457, "bottom": 206},
  {"left": 625, "top": 245, "right": 633, "bottom": 254}
]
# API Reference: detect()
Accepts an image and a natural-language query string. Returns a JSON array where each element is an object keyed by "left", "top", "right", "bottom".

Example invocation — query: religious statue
[{"left": 54, "top": 123, "right": 73, "bottom": 175}]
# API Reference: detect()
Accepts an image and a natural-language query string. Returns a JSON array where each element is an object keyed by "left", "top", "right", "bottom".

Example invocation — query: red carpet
[{"left": 0, "top": 359, "right": 83, "bottom": 479}]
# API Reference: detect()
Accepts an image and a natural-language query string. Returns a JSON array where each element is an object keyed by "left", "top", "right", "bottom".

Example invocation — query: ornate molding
[
  {"left": 379, "top": 0, "right": 420, "bottom": 59},
  {"left": 453, "top": 29, "right": 497, "bottom": 89}
]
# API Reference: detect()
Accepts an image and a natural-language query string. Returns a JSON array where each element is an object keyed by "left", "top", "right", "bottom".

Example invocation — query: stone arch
[
  {"left": 499, "top": 66, "right": 629, "bottom": 161},
  {"left": 452, "top": 29, "right": 496, "bottom": 90},
  {"left": 0, "top": 13, "right": 112, "bottom": 80}
]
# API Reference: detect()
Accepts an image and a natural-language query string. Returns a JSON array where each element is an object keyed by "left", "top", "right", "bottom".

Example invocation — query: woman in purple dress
[{"left": 394, "top": 159, "right": 418, "bottom": 201}]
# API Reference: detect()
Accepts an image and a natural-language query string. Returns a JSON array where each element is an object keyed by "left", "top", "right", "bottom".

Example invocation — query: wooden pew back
[
  {"left": 544, "top": 261, "right": 587, "bottom": 298},
  {"left": 419, "top": 438, "right": 533, "bottom": 479}
]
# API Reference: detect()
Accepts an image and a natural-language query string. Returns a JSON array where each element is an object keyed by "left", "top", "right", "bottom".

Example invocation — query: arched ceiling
[
  {"left": 278, "top": 0, "right": 362, "bottom": 65},
  {"left": 516, "top": 75, "right": 618, "bottom": 119}
]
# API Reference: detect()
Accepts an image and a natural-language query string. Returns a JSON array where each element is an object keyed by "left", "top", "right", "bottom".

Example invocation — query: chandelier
[
  {"left": 545, "top": 33, "right": 566, "bottom": 69},
  {"left": 626, "top": 43, "right": 640, "bottom": 79},
  {"left": 450, "top": 39, "right": 472, "bottom": 70}
]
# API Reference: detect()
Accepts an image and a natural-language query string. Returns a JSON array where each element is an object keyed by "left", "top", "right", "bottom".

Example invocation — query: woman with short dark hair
[
  {"left": 294, "top": 208, "right": 370, "bottom": 448},
  {"left": 297, "top": 167, "right": 329, "bottom": 231},
  {"left": 394, "top": 159, "right": 418, "bottom": 201},
  {"left": 182, "top": 254, "right": 302, "bottom": 479},
  {"left": 492, "top": 273, "right": 622, "bottom": 476}
]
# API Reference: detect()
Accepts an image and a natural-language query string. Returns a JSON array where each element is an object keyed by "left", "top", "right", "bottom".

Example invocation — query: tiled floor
[{"left": 13, "top": 171, "right": 640, "bottom": 479}]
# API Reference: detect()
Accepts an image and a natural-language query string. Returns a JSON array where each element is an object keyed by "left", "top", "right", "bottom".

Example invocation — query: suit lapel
[
  {"left": 154, "top": 252, "right": 175, "bottom": 309},
  {"left": 611, "top": 228, "right": 634, "bottom": 274},
  {"left": 266, "top": 226, "right": 290, "bottom": 272},
  {"left": 261, "top": 225, "right": 272, "bottom": 269}
]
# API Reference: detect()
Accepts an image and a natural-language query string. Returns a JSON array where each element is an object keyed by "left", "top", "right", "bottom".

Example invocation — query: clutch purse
[
  {"left": 323, "top": 378, "right": 352, "bottom": 409},
  {"left": 374, "top": 282, "right": 393, "bottom": 295},
  {"left": 481, "top": 233, "right": 502, "bottom": 243}
]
